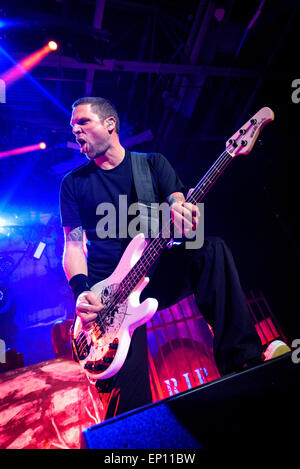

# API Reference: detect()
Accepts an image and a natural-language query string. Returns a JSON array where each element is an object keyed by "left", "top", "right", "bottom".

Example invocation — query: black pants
[{"left": 95, "top": 237, "right": 263, "bottom": 419}]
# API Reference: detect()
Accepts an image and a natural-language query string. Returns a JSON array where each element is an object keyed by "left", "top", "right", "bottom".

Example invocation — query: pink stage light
[
  {"left": 48, "top": 41, "right": 58, "bottom": 51},
  {"left": 0, "top": 142, "right": 47, "bottom": 159},
  {"left": 0, "top": 41, "right": 58, "bottom": 87}
]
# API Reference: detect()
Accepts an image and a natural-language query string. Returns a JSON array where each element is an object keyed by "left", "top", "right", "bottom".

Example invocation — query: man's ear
[{"left": 105, "top": 118, "right": 115, "bottom": 131}]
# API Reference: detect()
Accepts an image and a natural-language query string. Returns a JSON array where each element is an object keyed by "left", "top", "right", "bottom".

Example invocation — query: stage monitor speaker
[{"left": 81, "top": 353, "right": 299, "bottom": 449}]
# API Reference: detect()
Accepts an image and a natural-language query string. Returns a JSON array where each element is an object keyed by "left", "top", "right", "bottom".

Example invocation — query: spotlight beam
[
  {"left": 0, "top": 45, "right": 70, "bottom": 116},
  {"left": 0, "top": 142, "right": 47, "bottom": 160},
  {"left": 0, "top": 42, "right": 58, "bottom": 87}
]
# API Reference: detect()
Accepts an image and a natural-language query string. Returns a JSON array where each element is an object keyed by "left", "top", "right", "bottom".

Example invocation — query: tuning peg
[
  {"left": 250, "top": 118, "right": 257, "bottom": 125},
  {"left": 229, "top": 139, "right": 238, "bottom": 147},
  {"left": 239, "top": 129, "right": 246, "bottom": 135}
]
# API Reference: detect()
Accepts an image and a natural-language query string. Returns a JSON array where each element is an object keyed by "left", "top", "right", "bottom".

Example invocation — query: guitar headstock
[{"left": 226, "top": 107, "right": 274, "bottom": 157}]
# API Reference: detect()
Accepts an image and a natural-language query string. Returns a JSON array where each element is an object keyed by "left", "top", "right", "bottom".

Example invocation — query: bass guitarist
[{"left": 60, "top": 96, "right": 263, "bottom": 420}]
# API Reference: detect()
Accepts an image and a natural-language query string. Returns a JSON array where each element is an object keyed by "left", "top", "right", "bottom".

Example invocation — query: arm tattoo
[
  {"left": 66, "top": 226, "right": 83, "bottom": 242},
  {"left": 167, "top": 192, "right": 186, "bottom": 206}
]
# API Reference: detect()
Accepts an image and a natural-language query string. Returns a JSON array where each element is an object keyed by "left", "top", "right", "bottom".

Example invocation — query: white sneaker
[{"left": 264, "top": 340, "right": 291, "bottom": 361}]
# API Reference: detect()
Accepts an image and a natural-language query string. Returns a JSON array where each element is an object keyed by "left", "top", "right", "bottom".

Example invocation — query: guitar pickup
[
  {"left": 84, "top": 361, "right": 107, "bottom": 372},
  {"left": 103, "top": 356, "right": 114, "bottom": 364},
  {"left": 109, "top": 342, "right": 118, "bottom": 350}
]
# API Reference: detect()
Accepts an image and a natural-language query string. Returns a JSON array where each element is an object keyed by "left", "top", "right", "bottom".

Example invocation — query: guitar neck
[
  {"left": 118, "top": 150, "right": 233, "bottom": 298},
  {"left": 185, "top": 150, "right": 233, "bottom": 204}
]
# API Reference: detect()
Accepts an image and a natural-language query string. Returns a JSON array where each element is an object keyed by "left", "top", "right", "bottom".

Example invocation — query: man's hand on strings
[
  {"left": 169, "top": 189, "right": 200, "bottom": 239},
  {"left": 76, "top": 291, "right": 103, "bottom": 329}
]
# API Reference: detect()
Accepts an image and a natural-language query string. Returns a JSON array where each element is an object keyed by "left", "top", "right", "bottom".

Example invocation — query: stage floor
[
  {"left": 1, "top": 353, "right": 299, "bottom": 449},
  {"left": 0, "top": 357, "right": 104, "bottom": 449}
]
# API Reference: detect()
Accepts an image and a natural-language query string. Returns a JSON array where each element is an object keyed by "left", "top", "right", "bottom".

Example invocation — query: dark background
[{"left": 0, "top": 0, "right": 299, "bottom": 362}]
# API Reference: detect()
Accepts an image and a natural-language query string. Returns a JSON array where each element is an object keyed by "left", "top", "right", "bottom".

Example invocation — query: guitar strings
[
  {"left": 91, "top": 151, "right": 233, "bottom": 327},
  {"left": 76, "top": 149, "right": 234, "bottom": 350}
]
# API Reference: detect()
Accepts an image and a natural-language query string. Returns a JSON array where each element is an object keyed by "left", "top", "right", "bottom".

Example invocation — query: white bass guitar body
[{"left": 72, "top": 233, "right": 158, "bottom": 381}]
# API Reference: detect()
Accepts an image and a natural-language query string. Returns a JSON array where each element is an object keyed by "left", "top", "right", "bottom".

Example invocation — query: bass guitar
[{"left": 72, "top": 107, "right": 274, "bottom": 382}]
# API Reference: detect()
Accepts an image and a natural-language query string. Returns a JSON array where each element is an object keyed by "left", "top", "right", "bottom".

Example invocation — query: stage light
[
  {"left": 0, "top": 217, "right": 9, "bottom": 227},
  {"left": 0, "top": 19, "right": 23, "bottom": 30},
  {"left": 0, "top": 42, "right": 59, "bottom": 87},
  {"left": 0, "top": 215, "right": 17, "bottom": 227},
  {"left": 0, "top": 44, "right": 70, "bottom": 116},
  {"left": 0, "top": 142, "right": 47, "bottom": 160},
  {"left": 48, "top": 41, "right": 58, "bottom": 51}
]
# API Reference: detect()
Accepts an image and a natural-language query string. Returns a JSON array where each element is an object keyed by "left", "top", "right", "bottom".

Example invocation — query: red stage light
[
  {"left": 48, "top": 41, "right": 58, "bottom": 51},
  {"left": 0, "top": 142, "right": 47, "bottom": 159}
]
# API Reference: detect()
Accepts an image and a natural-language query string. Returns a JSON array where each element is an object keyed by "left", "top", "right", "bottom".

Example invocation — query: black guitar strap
[{"left": 130, "top": 152, "right": 159, "bottom": 238}]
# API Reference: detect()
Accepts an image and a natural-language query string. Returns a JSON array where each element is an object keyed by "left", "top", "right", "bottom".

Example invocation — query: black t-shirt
[{"left": 59, "top": 150, "right": 185, "bottom": 283}]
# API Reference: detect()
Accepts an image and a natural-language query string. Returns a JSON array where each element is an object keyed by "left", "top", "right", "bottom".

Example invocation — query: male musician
[{"left": 60, "top": 97, "right": 263, "bottom": 420}]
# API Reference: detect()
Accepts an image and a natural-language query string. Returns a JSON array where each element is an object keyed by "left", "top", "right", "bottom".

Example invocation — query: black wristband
[{"left": 69, "top": 274, "right": 90, "bottom": 302}]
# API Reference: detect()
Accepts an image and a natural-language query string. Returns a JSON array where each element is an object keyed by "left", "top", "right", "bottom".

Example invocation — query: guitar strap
[{"left": 130, "top": 152, "right": 159, "bottom": 238}]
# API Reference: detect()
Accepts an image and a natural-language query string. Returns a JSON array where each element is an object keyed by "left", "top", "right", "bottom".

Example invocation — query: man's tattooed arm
[
  {"left": 66, "top": 226, "right": 84, "bottom": 242},
  {"left": 62, "top": 226, "right": 88, "bottom": 280}
]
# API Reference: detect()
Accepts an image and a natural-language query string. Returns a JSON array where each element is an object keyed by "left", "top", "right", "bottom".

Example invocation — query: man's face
[{"left": 70, "top": 103, "right": 111, "bottom": 159}]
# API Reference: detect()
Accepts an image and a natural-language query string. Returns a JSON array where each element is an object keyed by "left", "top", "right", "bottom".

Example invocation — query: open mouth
[{"left": 77, "top": 138, "right": 88, "bottom": 154}]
